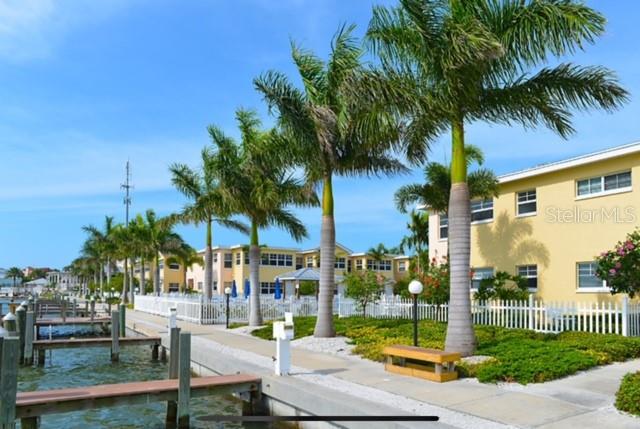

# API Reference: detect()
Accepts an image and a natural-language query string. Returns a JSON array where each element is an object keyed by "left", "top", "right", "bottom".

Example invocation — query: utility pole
[{"left": 121, "top": 161, "right": 134, "bottom": 304}]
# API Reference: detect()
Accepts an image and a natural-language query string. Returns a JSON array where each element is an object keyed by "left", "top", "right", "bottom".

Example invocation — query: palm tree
[
  {"left": 255, "top": 25, "right": 407, "bottom": 337},
  {"left": 395, "top": 145, "right": 499, "bottom": 215},
  {"left": 82, "top": 216, "right": 117, "bottom": 294},
  {"left": 144, "top": 210, "right": 185, "bottom": 295},
  {"left": 79, "top": 238, "right": 102, "bottom": 291},
  {"left": 209, "top": 108, "right": 319, "bottom": 326},
  {"left": 170, "top": 149, "right": 249, "bottom": 301},
  {"left": 6, "top": 267, "right": 23, "bottom": 289},
  {"left": 367, "top": 0, "right": 628, "bottom": 355},
  {"left": 128, "top": 214, "right": 154, "bottom": 295},
  {"left": 367, "top": 243, "right": 389, "bottom": 262},
  {"left": 111, "top": 223, "right": 138, "bottom": 303},
  {"left": 398, "top": 211, "right": 429, "bottom": 256},
  {"left": 167, "top": 244, "right": 203, "bottom": 293}
]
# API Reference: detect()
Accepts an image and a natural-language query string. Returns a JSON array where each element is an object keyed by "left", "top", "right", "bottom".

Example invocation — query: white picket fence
[{"left": 134, "top": 294, "right": 640, "bottom": 337}]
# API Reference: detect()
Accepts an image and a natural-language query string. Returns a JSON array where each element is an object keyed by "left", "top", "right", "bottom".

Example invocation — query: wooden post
[
  {"left": 111, "top": 311, "right": 119, "bottom": 362},
  {"left": 16, "top": 305, "right": 26, "bottom": 363},
  {"left": 0, "top": 337, "right": 19, "bottom": 427},
  {"left": 119, "top": 304, "right": 126, "bottom": 338},
  {"left": 3, "top": 313, "right": 17, "bottom": 336},
  {"left": 73, "top": 299, "right": 77, "bottom": 317},
  {"left": 24, "top": 311, "right": 34, "bottom": 365},
  {"left": 90, "top": 299, "right": 96, "bottom": 321},
  {"left": 84, "top": 300, "right": 89, "bottom": 315},
  {"left": 177, "top": 331, "right": 191, "bottom": 429},
  {"left": 61, "top": 299, "right": 67, "bottom": 322},
  {"left": 166, "top": 327, "right": 180, "bottom": 424}
]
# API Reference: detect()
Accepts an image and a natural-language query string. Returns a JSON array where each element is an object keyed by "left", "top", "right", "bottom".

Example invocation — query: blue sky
[{"left": 1, "top": 0, "right": 639, "bottom": 269}]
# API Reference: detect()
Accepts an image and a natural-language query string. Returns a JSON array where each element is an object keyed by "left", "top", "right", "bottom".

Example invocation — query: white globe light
[
  {"left": 408, "top": 279, "right": 424, "bottom": 295},
  {"left": 224, "top": 287, "right": 232, "bottom": 295}
]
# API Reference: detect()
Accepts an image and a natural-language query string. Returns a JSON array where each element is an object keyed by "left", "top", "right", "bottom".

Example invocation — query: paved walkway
[{"left": 127, "top": 310, "right": 640, "bottom": 429}]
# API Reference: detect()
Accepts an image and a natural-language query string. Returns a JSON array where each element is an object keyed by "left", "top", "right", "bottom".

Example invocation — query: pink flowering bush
[{"left": 596, "top": 229, "right": 640, "bottom": 297}]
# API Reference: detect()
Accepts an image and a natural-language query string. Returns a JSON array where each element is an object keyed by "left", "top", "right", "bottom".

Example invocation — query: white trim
[
  {"left": 471, "top": 218, "right": 493, "bottom": 225},
  {"left": 499, "top": 141, "right": 640, "bottom": 184},
  {"left": 576, "top": 287, "right": 611, "bottom": 294},
  {"left": 574, "top": 186, "right": 632, "bottom": 201},
  {"left": 515, "top": 212, "right": 537, "bottom": 218}
]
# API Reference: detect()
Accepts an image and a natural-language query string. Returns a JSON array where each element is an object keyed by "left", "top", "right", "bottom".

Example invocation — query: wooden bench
[{"left": 383, "top": 345, "right": 460, "bottom": 382}]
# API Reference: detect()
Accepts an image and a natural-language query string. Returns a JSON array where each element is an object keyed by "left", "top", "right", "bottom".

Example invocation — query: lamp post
[
  {"left": 408, "top": 280, "right": 424, "bottom": 347},
  {"left": 224, "top": 287, "right": 231, "bottom": 329}
]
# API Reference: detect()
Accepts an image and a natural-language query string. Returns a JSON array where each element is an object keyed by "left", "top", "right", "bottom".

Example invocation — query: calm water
[{"left": 14, "top": 323, "right": 277, "bottom": 429}]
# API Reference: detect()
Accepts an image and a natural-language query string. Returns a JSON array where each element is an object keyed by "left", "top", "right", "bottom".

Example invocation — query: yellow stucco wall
[{"left": 433, "top": 152, "right": 640, "bottom": 303}]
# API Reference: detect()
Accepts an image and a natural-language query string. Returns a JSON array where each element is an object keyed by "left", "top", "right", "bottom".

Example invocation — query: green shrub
[{"left": 616, "top": 371, "right": 640, "bottom": 416}]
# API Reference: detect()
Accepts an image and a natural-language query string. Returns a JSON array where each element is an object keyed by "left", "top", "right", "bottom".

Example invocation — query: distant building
[{"left": 46, "top": 271, "right": 83, "bottom": 292}]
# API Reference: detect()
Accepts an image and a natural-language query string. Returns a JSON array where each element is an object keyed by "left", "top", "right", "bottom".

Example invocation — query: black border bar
[{"left": 198, "top": 415, "right": 439, "bottom": 422}]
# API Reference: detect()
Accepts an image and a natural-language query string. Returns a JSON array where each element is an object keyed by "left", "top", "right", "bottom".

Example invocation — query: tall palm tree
[
  {"left": 6, "top": 267, "right": 23, "bottom": 289},
  {"left": 398, "top": 211, "right": 429, "bottom": 256},
  {"left": 396, "top": 145, "right": 499, "bottom": 215},
  {"left": 367, "top": 0, "right": 628, "bottom": 355},
  {"left": 144, "top": 210, "right": 185, "bottom": 295},
  {"left": 255, "top": 25, "right": 407, "bottom": 337},
  {"left": 80, "top": 237, "right": 102, "bottom": 291},
  {"left": 128, "top": 214, "right": 154, "bottom": 295},
  {"left": 367, "top": 243, "right": 389, "bottom": 262},
  {"left": 167, "top": 243, "right": 203, "bottom": 293},
  {"left": 170, "top": 149, "right": 249, "bottom": 301},
  {"left": 82, "top": 216, "right": 117, "bottom": 294},
  {"left": 210, "top": 108, "right": 319, "bottom": 326},
  {"left": 111, "top": 223, "right": 138, "bottom": 303}
]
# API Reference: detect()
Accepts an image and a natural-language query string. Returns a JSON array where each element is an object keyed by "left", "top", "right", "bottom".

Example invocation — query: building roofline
[{"left": 498, "top": 141, "right": 640, "bottom": 184}]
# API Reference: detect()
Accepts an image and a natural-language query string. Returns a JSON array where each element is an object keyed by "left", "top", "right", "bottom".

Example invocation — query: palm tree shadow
[{"left": 476, "top": 211, "right": 550, "bottom": 269}]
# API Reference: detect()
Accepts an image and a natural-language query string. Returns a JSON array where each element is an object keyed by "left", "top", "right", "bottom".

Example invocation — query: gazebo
[{"left": 275, "top": 268, "right": 345, "bottom": 299}]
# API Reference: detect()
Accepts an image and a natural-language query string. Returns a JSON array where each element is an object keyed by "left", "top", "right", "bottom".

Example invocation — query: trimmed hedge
[
  {"left": 251, "top": 317, "right": 640, "bottom": 384},
  {"left": 616, "top": 371, "right": 640, "bottom": 416}
]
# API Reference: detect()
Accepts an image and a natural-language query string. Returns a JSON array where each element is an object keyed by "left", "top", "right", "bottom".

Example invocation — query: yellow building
[
  {"left": 132, "top": 254, "right": 187, "bottom": 293},
  {"left": 428, "top": 142, "right": 640, "bottom": 302}
]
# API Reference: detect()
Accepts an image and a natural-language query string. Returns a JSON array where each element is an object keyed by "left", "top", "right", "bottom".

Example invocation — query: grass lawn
[{"left": 251, "top": 316, "right": 640, "bottom": 384}]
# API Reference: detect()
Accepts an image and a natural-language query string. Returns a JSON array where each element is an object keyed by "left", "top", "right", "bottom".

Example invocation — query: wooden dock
[
  {"left": 32, "top": 336, "right": 160, "bottom": 350},
  {"left": 15, "top": 374, "right": 261, "bottom": 421},
  {"left": 35, "top": 317, "right": 111, "bottom": 326}
]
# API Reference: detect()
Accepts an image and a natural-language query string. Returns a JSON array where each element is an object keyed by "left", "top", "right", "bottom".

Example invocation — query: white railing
[{"left": 134, "top": 294, "right": 640, "bottom": 337}]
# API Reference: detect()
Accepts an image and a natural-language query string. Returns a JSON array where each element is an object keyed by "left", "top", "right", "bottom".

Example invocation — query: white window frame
[
  {"left": 516, "top": 190, "right": 537, "bottom": 217},
  {"left": 168, "top": 262, "right": 180, "bottom": 270},
  {"left": 517, "top": 264, "right": 538, "bottom": 290},
  {"left": 471, "top": 267, "right": 494, "bottom": 290},
  {"left": 471, "top": 199, "right": 494, "bottom": 224},
  {"left": 576, "top": 261, "right": 609, "bottom": 292},
  {"left": 439, "top": 214, "right": 448, "bottom": 241},
  {"left": 306, "top": 256, "right": 314, "bottom": 268},
  {"left": 576, "top": 170, "right": 632, "bottom": 200},
  {"left": 223, "top": 253, "right": 233, "bottom": 269},
  {"left": 355, "top": 259, "right": 363, "bottom": 271},
  {"left": 335, "top": 257, "right": 346, "bottom": 269},
  {"left": 398, "top": 261, "right": 407, "bottom": 272}
]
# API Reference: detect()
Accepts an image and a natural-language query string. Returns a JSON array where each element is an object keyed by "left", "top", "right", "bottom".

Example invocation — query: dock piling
[
  {"left": 166, "top": 327, "right": 180, "bottom": 424},
  {"left": 0, "top": 337, "right": 19, "bottom": 427},
  {"left": 119, "top": 304, "right": 126, "bottom": 338},
  {"left": 90, "top": 298, "right": 95, "bottom": 321},
  {"left": 177, "top": 331, "right": 191, "bottom": 429},
  {"left": 16, "top": 304, "right": 26, "bottom": 364},
  {"left": 24, "top": 311, "right": 34, "bottom": 365},
  {"left": 3, "top": 313, "right": 17, "bottom": 337},
  {"left": 111, "top": 311, "right": 119, "bottom": 362},
  {"left": 72, "top": 299, "right": 77, "bottom": 318},
  {"left": 61, "top": 300, "right": 66, "bottom": 323}
]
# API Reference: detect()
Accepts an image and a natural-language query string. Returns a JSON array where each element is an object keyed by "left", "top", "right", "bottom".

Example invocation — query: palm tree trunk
[
  {"left": 204, "top": 218, "right": 213, "bottom": 301},
  {"left": 314, "top": 174, "right": 336, "bottom": 337},
  {"left": 182, "top": 262, "right": 187, "bottom": 294},
  {"left": 99, "top": 261, "right": 104, "bottom": 295},
  {"left": 106, "top": 257, "right": 111, "bottom": 289},
  {"left": 123, "top": 258, "right": 129, "bottom": 302},
  {"left": 140, "top": 258, "right": 146, "bottom": 295},
  {"left": 154, "top": 253, "right": 161, "bottom": 295},
  {"left": 129, "top": 260, "right": 134, "bottom": 304},
  {"left": 249, "top": 220, "right": 263, "bottom": 326},
  {"left": 444, "top": 118, "right": 476, "bottom": 356}
]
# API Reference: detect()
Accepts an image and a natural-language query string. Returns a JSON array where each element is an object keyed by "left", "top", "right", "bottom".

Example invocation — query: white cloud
[{"left": 0, "top": 0, "right": 127, "bottom": 62}]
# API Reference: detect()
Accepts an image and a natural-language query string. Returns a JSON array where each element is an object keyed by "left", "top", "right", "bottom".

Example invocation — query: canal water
[{"left": 10, "top": 317, "right": 278, "bottom": 428}]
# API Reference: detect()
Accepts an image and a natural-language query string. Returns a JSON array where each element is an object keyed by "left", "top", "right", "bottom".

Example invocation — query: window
[
  {"left": 260, "top": 282, "right": 277, "bottom": 294},
  {"left": 223, "top": 253, "right": 232, "bottom": 269},
  {"left": 366, "top": 259, "right": 378, "bottom": 270},
  {"left": 355, "top": 259, "right": 363, "bottom": 271},
  {"left": 517, "top": 190, "right": 537, "bottom": 216},
  {"left": 471, "top": 267, "right": 494, "bottom": 289},
  {"left": 286, "top": 254, "right": 293, "bottom": 267},
  {"left": 213, "top": 254, "right": 218, "bottom": 263},
  {"left": 398, "top": 261, "right": 407, "bottom": 272},
  {"left": 168, "top": 283, "right": 179, "bottom": 292},
  {"left": 197, "top": 281, "right": 203, "bottom": 290},
  {"left": 306, "top": 256, "right": 314, "bottom": 268},
  {"left": 335, "top": 257, "right": 346, "bottom": 269},
  {"left": 439, "top": 214, "right": 448, "bottom": 239},
  {"left": 577, "top": 262, "right": 606, "bottom": 289},
  {"left": 213, "top": 281, "right": 218, "bottom": 291},
  {"left": 296, "top": 257, "right": 303, "bottom": 270},
  {"left": 517, "top": 265, "right": 538, "bottom": 289},
  {"left": 347, "top": 259, "right": 352, "bottom": 272},
  {"left": 235, "top": 253, "right": 241, "bottom": 265},
  {"left": 471, "top": 199, "right": 493, "bottom": 222},
  {"left": 380, "top": 260, "right": 392, "bottom": 271},
  {"left": 244, "top": 253, "right": 249, "bottom": 265},
  {"left": 260, "top": 253, "right": 294, "bottom": 267},
  {"left": 577, "top": 171, "right": 631, "bottom": 197},
  {"left": 168, "top": 262, "right": 180, "bottom": 270}
]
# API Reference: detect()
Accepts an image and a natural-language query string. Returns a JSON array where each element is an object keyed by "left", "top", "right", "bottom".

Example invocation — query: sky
[{"left": 1, "top": 0, "right": 639, "bottom": 269}]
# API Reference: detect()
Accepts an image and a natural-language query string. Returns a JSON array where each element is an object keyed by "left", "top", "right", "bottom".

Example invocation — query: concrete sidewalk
[{"left": 127, "top": 310, "right": 640, "bottom": 429}]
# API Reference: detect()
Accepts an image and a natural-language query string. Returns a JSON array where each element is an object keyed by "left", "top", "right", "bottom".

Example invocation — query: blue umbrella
[
  {"left": 231, "top": 280, "right": 238, "bottom": 298},
  {"left": 274, "top": 277, "right": 282, "bottom": 299},
  {"left": 244, "top": 279, "right": 250, "bottom": 299}
]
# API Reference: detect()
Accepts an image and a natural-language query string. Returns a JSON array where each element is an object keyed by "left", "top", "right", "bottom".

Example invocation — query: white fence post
[
  {"left": 528, "top": 295, "right": 534, "bottom": 331},
  {"left": 622, "top": 295, "right": 629, "bottom": 337}
]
